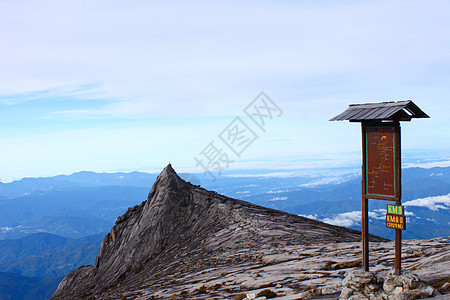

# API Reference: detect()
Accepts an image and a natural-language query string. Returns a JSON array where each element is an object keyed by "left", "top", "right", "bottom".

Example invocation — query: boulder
[{"left": 340, "top": 270, "right": 440, "bottom": 300}]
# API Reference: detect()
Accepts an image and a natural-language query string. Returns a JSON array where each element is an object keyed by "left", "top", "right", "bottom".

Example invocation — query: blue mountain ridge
[{"left": 0, "top": 166, "right": 448, "bottom": 240}]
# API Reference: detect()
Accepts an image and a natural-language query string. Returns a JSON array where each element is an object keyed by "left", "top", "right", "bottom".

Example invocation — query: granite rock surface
[{"left": 51, "top": 165, "right": 449, "bottom": 299}]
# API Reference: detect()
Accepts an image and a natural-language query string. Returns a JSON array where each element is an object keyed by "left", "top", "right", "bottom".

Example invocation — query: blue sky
[{"left": 1, "top": 0, "right": 449, "bottom": 181}]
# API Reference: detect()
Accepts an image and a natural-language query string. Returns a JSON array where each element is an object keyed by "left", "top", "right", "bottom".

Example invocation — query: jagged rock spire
[{"left": 146, "top": 163, "right": 187, "bottom": 200}]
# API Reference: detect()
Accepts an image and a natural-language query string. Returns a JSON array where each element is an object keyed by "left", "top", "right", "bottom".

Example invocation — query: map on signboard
[{"left": 365, "top": 126, "right": 396, "bottom": 197}]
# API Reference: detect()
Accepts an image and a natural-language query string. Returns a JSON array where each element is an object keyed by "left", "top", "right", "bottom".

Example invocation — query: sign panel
[
  {"left": 386, "top": 213, "right": 406, "bottom": 230},
  {"left": 387, "top": 204, "right": 404, "bottom": 215},
  {"left": 364, "top": 125, "right": 397, "bottom": 199}
]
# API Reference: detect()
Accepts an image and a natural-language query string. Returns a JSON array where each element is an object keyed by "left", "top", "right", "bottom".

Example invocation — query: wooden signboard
[
  {"left": 362, "top": 122, "right": 401, "bottom": 201},
  {"left": 360, "top": 121, "right": 402, "bottom": 274},
  {"left": 331, "top": 100, "right": 429, "bottom": 276}
]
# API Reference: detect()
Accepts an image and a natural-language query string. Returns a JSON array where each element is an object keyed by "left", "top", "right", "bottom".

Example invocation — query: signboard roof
[{"left": 329, "top": 100, "right": 429, "bottom": 122}]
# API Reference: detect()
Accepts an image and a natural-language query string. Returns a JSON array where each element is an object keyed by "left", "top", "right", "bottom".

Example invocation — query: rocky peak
[
  {"left": 93, "top": 164, "right": 195, "bottom": 283},
  {"left": 144, "top": 163, "right": 188, "bottom": 213},
  {"left": 51, "top": 165, "right": 385, "bottom": 299},
  {"left": 148, "top": 163, "right": 186, "bottom": 194}
]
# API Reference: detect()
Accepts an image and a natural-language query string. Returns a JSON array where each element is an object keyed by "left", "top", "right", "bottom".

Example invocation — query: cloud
[
  {"left": 322, "top": 207, "right": 419, "bottom": 228},
  {"left": 226, "top": 168, "right": 359, "bottom": 179},
  {"left": 299, "top": 214, "right": 319, "bottom": 220},
  {"left": 0, "top": 83, "right": 103, "bottom": 106},
  {"left": 430, "top": 173, "right": 444, "bottom": 176},
  {"left": 0, "top": 227, "right": 13, "bottom": 233},
  {"left": 368, "top": 209, "right": 386, "bottom": 220},
  {"left": 266, "top": 190, "right": 285, "bottom": 194},
  {"left": 322, "top": 211, "right": 361, "bottom": 227},
  {"left": 225, "top": 171, "right": 303, "bottom": 179},
  {"left": 403, "top": 161, "right": 450, "bottom": 169},
  {"left": 299, "top": 173, "right": 359, "bottom": 187},
  {"left": 403, "top": 194, "right": 450, "bottom": 211},
  {"left": 1, "top": 1, "right": 450, "bottom": 119},
  {"left": 269, "top": 196, "right": 288, "bottom": 201}
]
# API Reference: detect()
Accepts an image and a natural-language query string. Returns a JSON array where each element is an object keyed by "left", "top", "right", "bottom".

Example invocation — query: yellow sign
[
  {"left": 387, "top": 204, "right": 404, "bottom": 215},
  {"left": 386, "top": 213, "right": 406, "bottom": 230}
]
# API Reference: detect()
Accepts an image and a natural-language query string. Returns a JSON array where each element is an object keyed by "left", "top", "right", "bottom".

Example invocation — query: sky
[{"left": 1, "top": 0, "right": 450, "bottom": 182}]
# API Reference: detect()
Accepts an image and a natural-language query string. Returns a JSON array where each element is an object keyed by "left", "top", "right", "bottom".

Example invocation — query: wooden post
[
  {"left": 361, "top": 123, "right": 369, "bottom": 272},
  {"left": 394, "top": 122, "right": 402, "bottom": 275},
  {"left": 362, "top": 193, "right": 369, "bottom": 272},
  {"left": 395, "top": 226, "right": 401, "bottom": 275}
]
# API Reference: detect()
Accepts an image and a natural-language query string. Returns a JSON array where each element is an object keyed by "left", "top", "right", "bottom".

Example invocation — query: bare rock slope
[{"left": 51, "top": 165, "right": 448, "bottom": 299}]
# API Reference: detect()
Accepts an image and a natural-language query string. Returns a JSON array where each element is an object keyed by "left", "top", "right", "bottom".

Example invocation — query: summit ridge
[{"left": 51, "top": 165, "right": 388, "bottom": 299}]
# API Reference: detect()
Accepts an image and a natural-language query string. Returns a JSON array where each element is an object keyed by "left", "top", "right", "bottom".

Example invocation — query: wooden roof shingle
[{"left": 330, "top": 100, "right": 429, "bottom": 122}]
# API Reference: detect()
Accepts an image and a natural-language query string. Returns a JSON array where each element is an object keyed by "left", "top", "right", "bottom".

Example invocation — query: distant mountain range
[
  {"left": 0, "top": 232, "right": 104, "bottom": 278},
  {"left": 0, "top": 272, "right": 61, "bottom": 300},
  {"left": 1, "top": 166, "right": 449, "bottom": 241},
  {"left": 0, "top": 232, "right": 104, "bottom": 299}
]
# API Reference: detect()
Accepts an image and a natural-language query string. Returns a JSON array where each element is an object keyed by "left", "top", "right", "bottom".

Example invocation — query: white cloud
[
  {"left": 322, "top": 211, "right": 361, "bottom": 227},
  {"left": 299, "top": 214, "right": 319, "bottom": 220},
  {"left": 226, "top": 171, "right": 302, "bottom": 179},
  {"left": 267, "top": 190, "right": 285, "bottom": 194},
  {"left": 226, "top": 168, "right": 359, "bottom": 179},
  {"left": 0, "top": 227, "right": 13, "bottom": 233},
  {"left": 368, "top": 210, "right": 386, "bottom": 220},
  {"left": 403, "top": 194, "right": 450, "bottom": 211},
  {"left": 404, "top": 161, "right": 450, "bottom": 169},
  {"left": 269, "top": 196, "right": 288, "bottom": 201},
  {"left": 1, "top": 1, "right": 450, "bottom": 119},
  {"left": 319, "top": 206, "right": 414, "bottom": 227},
  {"left": 430, "top": 173, "right": 444, "bottom": 177},
  {"left": 299, "top": 174, "right": 359, "bottom": 187}
]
